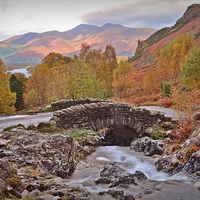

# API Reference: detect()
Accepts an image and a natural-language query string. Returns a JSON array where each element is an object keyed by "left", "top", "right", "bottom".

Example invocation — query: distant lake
[{"left": 7, "top": 68, "right": 30, "bottom": 77}]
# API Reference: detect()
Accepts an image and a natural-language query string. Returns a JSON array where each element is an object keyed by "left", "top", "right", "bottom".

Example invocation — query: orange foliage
[
  {"left": 118, "top": 65, "right": 163, "bottom": 106},
  {"left": 160, "top": 97, "right": 172, "bottom": 108},
  {"left": 142, "top": 68, "right": 158, "bottom": 94}
]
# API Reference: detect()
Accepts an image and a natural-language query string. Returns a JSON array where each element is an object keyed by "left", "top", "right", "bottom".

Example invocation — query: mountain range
[
  {"left": 1, "top": 3, "right": 200, "bottom": 69},
  {"left": 0, "top": 24, "right": 156, "bottom": 67}
]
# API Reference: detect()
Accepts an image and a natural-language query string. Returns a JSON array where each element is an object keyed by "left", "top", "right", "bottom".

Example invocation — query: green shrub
[
  {"left": 70, "top": 130, "right": 88, "bottom": 139},
  {"left": 151, "top": 131, "right": 167, "bottom": 140},
  {"left": 160, "top": 81, "right": 171, "bottom": 97}
]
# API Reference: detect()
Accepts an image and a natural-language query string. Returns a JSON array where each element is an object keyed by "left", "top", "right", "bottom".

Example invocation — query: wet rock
[
  {"left": 109, "top": 175, "right": 138, "bottom": 188},
  {"left": 130, "top": 137, "right": 165, "bottom": 156},
  {"left": 95, "top": 177, "right": 111, "bottom": 184},
  {"left": 135, "top": 170, "right": 147, "bottom": 180},
  {"left": 124, "top": 194, "right": 135, "bottom": 200},
  {"left": 100, "top": 163, "right": 125, "bottom": 177},
  {"left": 96, "top": 163, "right": 147, "bottom": 189},
  {"left": 99, "top": 190, "right": 124, "bottom": 199},
  {"left": 73, "top": 132, "right": 102, "bottom": 161},
  {"left": 184, "top": 150, "right": 200, "bottom": 175},
  {"left": 99, "top": 189, "right": 135, "bottom": 200},
  {"left": 155, "top": 155, "right": 184, "bottom": 174}
]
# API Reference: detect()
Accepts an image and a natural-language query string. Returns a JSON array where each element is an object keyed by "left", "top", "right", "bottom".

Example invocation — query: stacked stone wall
[
  {"left": 51, "top": 100, "right": 171, "bottom": 135},
  {"left": 51, "top": 98, "right": 108, "bottom": 110}
]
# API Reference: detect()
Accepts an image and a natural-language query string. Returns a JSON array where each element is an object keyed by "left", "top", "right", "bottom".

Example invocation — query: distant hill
[
  {"left": 0, "top": 23, "right": 156, "bottom": 67},
  {"left": 130, "top": 3, "right": 200, "bottom": 69}
]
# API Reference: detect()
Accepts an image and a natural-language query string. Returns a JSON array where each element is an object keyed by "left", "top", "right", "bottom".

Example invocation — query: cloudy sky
[{"left": 0, "top": 0, "right": 198, "bottom": 41}]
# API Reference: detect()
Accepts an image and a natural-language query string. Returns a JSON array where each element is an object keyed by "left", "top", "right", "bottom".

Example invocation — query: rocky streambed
[
  {"left": 67, "top": 146, "right": 200, "bottom": 200},
  {"left": 0, "top": 122, "right": 200, "bottom": 200}
]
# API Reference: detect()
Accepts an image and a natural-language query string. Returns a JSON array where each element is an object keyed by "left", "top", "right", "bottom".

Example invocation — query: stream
[{"left": 66, "top": 146, "right": 193, "bottom": 198}]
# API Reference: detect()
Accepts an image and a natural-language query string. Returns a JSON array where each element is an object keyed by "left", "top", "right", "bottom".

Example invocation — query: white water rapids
[{"left": 67, "top": 146, "right": 189, "bottom": 194}]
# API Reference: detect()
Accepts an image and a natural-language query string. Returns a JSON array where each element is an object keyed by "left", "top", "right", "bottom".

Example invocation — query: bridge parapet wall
[{"left": 51, "top": 98, "right": 108, "bottom": 110}]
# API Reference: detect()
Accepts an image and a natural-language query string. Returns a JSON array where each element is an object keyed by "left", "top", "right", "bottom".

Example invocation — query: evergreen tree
[{"left": 10, "top": 74, "right": 25, "bottom": 111}]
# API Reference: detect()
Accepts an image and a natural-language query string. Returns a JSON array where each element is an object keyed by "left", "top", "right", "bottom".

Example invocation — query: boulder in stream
[{"left": 130, "top": 136, "right": 165, "bottom": 156}]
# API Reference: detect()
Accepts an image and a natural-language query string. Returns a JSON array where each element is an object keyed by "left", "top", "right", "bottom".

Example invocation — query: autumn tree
[
  {"left": 25, "top": 64, "right": 49, "bottom": 108},
  {"left": 85, "top": 48, "right": 103, "bottom": 76},
  {"left": 77, "top": 44, "right": 103, "bottom": 77},
  {"left": 46, "top": 65, "right": 68, "bottom": 102},
  {"left": 157, "top": 34, "right": 194, "bottom": 81},
  {"left": 46, "top": 57, "right": 76, "bottom": 102},
  {"left": 64, "top": 60, "right": 103, "bottom": 100},
  {"left": 101, "top": 44, "right": 118, "bottom": 97},
  {"left": 10, "top": 74, "right": 25, "bottom": 111},
  {"left": 76, "top": 44, "right": 117, "bottom": 97},
  {"left": 170, "top": 43, "right": 200, "bottom": 138},
  {"left": 181, "top": 46, "right": 200, "bottom": 90},
  {"left": 78, "top": 43, "right": 91, "bottom": 62},
  {"left": 42, "top": 52, "right": 63, "bottom": 68},
  {"left": 142, "top": 68, "right": 158, "bottom": 94},
  {"left": 0, "top": 59, "right": 16, "bottom": 114},
  {"left": 113, "top": 62, "right": 134, "bottom": 98}
]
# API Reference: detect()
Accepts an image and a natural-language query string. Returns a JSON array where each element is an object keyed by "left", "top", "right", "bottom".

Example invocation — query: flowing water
[{"left": 67, "top": 146, "right": 189, "bottom": 194}]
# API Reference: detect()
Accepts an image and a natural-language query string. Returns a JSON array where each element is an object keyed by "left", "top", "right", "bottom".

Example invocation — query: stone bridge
[{"left": 51, "top": 99, "right": 172, "bottom": 142}]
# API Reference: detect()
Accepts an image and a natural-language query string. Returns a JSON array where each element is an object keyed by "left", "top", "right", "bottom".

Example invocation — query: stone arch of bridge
[{"left": 52, "top": 100, "right": 170, "bottom": 146}]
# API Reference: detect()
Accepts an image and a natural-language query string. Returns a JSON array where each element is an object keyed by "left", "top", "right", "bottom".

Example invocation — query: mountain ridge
[
  {"left": 131, "top": 3, "right": 200, "bottom": 69},
  {"left": 0, "top": 24, "right": 156, "bottom": 67}
]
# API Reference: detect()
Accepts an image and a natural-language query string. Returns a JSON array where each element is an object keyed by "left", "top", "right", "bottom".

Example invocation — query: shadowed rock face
[
  {"left": 0, "top": 128, "right": 76, "bottom": 179},
  {"left": 103, "top": 124, "right": 137, "bottom": 146}
]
